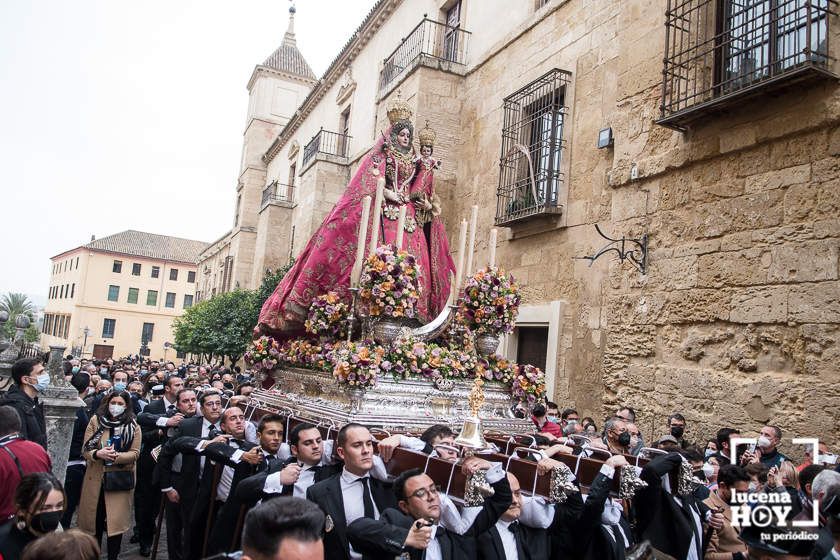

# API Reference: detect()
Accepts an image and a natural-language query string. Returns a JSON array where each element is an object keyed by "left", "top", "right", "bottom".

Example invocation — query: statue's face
[
  {"left": 397, "top": 127, "right": 411, "bottom": 148},
  {"left": 421, "top": 145, "right": 432, "bottom": 158}
]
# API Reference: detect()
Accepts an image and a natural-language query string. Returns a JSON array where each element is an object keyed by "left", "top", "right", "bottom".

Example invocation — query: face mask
[
  {"left": 704, "top": 448, "right": 715, "bottom": 459},
  {"left": 223, "top": 382, "right": 234, "bottom": 390},
  {"left": 757, "top": 436, "right": 772, "bottom": 449},
  {"left": 693, "top": 484, "right": 711, "bottom": 501},
  {"left": 670, "top": 426, "right": 685, "bottom": 439},
  {"left": 702, "top": 462, "right": 716, "bottom": 478},
  {"left": 818, "top": 453, "right": 837, "bottom": 465},
  {"left": 618, "top": 431, "right": 632, "bottom": 447},
  {"left": 109, "top": 404, "right": 126, "bottom": 417},
  {"left": 30, "top": 510, "right": 62, "bottom": 533},
  {"left": 100, "top": 367, "right": 108, "bottom": 375},
  {"left": 33, "top": 373, "right": 50, "bottom": 393},
  {"left": 71, "top": 366, "right": 80, "bottom": 374},
  {"left": 693, "top": 469, "right": 707, "bottom": 482},
  {"left": 114, "top": 382, "right": 127, "bottom": 392},
  {"left": 140, "top": 369, "right": 149, "bottom": 375},
  {"left": 547, "top": 416, "right": 557, "bottom": 423},
  {"left": 600, "top": 500, "right": 622, "bottom": 525}
]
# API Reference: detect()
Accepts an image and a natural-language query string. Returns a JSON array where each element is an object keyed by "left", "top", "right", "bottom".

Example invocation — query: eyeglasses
[
  {"left": 204, "top": 401, "right": 222, "bottom": 408},
  {"left": 407, "top": 484, "right": 440, "bottom": 500}
]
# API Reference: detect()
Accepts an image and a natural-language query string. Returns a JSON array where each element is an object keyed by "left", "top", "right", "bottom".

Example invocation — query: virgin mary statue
[{"left": 256, "top": 97, "right": 456, "bottom": 337}]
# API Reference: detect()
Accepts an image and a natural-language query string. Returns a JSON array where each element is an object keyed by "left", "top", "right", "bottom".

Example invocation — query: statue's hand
[{"left": 383, "top": 188, "right": 402, "bottom": 204}]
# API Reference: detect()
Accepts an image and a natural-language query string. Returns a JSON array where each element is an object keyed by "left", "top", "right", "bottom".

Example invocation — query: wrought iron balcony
[
  {"left": 658, "top": 0, "right": 837, "bottom": 130},
  {"left": 302, "top": 129, "right": 351, "bottom": 167},
  {"left": 379, "top": 18, "right": 471, "bottom": 94},
  {"left": 261, "top": 181, "right": 296, "bottom": 208}
]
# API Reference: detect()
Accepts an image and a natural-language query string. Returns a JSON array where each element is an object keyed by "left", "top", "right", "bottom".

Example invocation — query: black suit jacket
[
  {"left": 478, "top": 522, "right": 550, "bottom": 560},
  {"left": 307, "top": 472, "right": 397, "bottom": 560},
  {"left": 634, "top": 452, "right": 710, "bottom": 560},
  {"left": 156, "top": 416, "right": 204, "bottom": 501},
  {"left": 235, "top": 456, "right": 342, "bottom": 503},
  {"left": 349, "top": 474, "right": 513, "bottom": 560},
  {"left": 573, "top": 471, "right": 633, "bottom": 560}
]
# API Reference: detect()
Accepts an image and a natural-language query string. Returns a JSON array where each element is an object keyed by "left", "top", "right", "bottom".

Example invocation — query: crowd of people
[{"left": 0, "top": 355, "right": 838, "bottom": 560}]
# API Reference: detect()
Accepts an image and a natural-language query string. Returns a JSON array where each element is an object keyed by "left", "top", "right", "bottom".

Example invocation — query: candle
[
  {"left": 350, "top": 196, "right": 372, "bottom": 287},
  {"left": 448, "top": 271, "right": 457, "bottom": 305},
  {"left": 465, "top": 205, "right": 478, "bottom": 277},
  {"left": 395, "top": 204, "right": 407, "bottom": 249},
  {"left": 368, "top": 178, "right": 385, "bottom": 254},
  {"left": 488, "top": 228, "right": 498, "bottom": 268},
  {"left": 453, "top": 219, "right": 468, "bottom": 293}
]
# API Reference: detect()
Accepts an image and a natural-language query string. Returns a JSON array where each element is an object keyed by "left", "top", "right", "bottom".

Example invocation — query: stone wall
[{"left": 446, "top": 0, "right": 840, "bottom": 453}]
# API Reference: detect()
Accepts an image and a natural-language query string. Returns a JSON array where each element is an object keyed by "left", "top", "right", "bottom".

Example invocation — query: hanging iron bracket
[{"left": 578, "top": 224, "right": 648, "bottom": 275}]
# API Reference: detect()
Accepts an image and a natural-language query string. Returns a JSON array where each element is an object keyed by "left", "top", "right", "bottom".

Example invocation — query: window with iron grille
[
  {"left": 658, "top": 0, "right": 835, "bottom": 129},
  {"left": 132, "top": 263, "right": 141, "bottom": 276},
  {"left": 496, "top": 69, "right": 571, "bottom": 226},
  {"left": 142, "top": 322, "right": 154, "bottom": 343},
  {"left": 170, "top": 268, "right": 178, "bottom": 281},
  {"left": 113, "top": 260, "right": 122, "bottom": 273},
  {"left": 165, "top": 292, "right": 176, "bottom": 308},
  {"left": 187, "top": 271, "right": 196, "bottom": 283},
  {"left": 151, "top": 266, "right": 160, "bottom": 278}
]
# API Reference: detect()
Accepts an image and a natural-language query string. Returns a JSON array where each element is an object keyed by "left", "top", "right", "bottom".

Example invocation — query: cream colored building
[
  {"left": 42, "top": 230, "right": 209, "bottom": 360},
  {"left": 201, "top": 0, "right": 840, "bottom": 448}
]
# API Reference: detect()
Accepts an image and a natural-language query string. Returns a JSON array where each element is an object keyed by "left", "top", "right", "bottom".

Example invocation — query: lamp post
[{"left": 82, "top": 326, "right": 90, "bottom": 358}]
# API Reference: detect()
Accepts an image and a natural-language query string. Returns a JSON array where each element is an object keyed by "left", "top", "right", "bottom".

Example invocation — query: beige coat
[
  {"left": 77, "top": 415, "right": 140, "bottom": 537},
  {"left": 704, "top": 489, "right": 748, "bottom": 559}
]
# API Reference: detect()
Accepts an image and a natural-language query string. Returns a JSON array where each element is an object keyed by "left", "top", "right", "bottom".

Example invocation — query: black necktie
[
  {"left": 360, "top": 477, "right": 375, "bottom": 518},
  {"left": 509, "top": 521, "right": 528, "bottom": 560},
  {"left": 167, "top": 404, "right": 175, "bottom": 414}
]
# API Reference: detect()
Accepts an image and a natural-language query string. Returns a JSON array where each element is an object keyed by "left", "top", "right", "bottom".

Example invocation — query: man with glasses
[{"left": 347, "top": 461, "right": 512, "bottom": 560}]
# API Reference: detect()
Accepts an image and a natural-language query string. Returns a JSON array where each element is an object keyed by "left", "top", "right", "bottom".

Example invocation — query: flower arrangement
[
  {"left": 276, "top": 339, "right": 335, "bottom": 372},
  {"left": 244, "top": 336, "right": 281, "bottom": 374},
  {"left": 459, "top": 267, "right": 520, "bottom": 336},
  {"left": 509, "top": 363, "right": 547, "bottom": 404},
  {"left": 359, "top": 245, "right": 421, "bottom": 319},
  {"left": 386, "top": 336, "right": 478, "bottom": 381},
  {"left": 332, "top": 341, "right": 385, "bottom": 388},
  {"left": 305, "top": 292, "right": 349, "bottom": 340},
  {"left": 476, "top": 353, "right": 517, "bottom": 384}
]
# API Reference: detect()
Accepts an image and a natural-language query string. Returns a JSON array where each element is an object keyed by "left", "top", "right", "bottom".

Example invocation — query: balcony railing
[
  {"left": 261, "top": 181, "right": 296, "bottom": 208},
  {"left": 379, "top": 18, "right": 471, "bottom": 94},
  {"left": 302, "top": 129, "right": 352, "bottom": 167},
  {"left": 658, "top": 0, "right": 837, "bottom": 129}
]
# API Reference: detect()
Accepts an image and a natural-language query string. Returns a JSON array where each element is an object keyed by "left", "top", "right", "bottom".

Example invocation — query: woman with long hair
[
  {"left": 76, "top": 390, "right": 140, "bottom": 560},
  {"left": 0, "top": 472, "right": 66, "bottom": 560}
]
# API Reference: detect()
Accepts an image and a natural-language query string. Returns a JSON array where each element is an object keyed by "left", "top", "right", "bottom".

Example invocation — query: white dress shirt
[
  {"left": 263, "top": 461, "right": 318, "bottom": 498},
  {"left": 495, "top": 518, "right": 520, "bottom": 560},
  {"left": 340, "top": 467, "right": 380, "bottom": 560},
  {"left": 424, "top": 524, "right": 443, "bottom": 560},
  {"left": 154, "top": 396, "right": 178, "bottom": 427}
]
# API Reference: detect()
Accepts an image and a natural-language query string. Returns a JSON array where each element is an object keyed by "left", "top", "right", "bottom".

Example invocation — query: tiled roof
[
  {"left": 261, "top": 12, "right": 316, "bottom": 80},
  {"left": 85, "top": 230, "right": 210, "bottom": 264}
]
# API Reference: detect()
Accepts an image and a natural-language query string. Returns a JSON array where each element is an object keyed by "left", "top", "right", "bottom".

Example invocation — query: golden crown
[
  {"left": 386, "top": 91, "right": 413, "bottom": 124},
  {"left": 417, "top": 120, "right": 436, "bottom": 146}
]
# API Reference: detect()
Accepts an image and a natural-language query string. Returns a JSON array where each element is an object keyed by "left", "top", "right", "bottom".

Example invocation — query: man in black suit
[
  {"left": 306, "top": 423, "right": 398, "bottom": 560},
  {"left": 634, "top": 451, "right": 724, "bottom": 560},
  {"left": 157, "top": 389, "right": 223, "bottom": 560},
  {"left": 204, "top": 412, "right": 286, "bottom": 556},
  {"left": 348, "top": 460, "right": 513, "bottom": 560},
  {"left": 135, "top": 374, "right": 185, "bottom": 556},
  {"left": 573, "top": 454, "right": 634, "bottom": 560},
  {"left": 237, "top": 422, "right": 343, "bottom": 503}
]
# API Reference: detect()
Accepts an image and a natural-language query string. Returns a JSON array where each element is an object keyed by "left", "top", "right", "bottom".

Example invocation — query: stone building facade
[{"left": 201, "top": 0, "right": 840, "bottom": 451}]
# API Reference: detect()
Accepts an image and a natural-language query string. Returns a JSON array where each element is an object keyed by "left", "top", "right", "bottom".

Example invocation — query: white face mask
[
  {"left": 601, "top": 500, "right": 622, "bottom": 525},
  {"left": 702, "top": 462, "right": 715, "bottom": 478},
  {"left": 109, "top": 404, "right": 126, "bottom": 417},
  {"left": 757, "top": 436, "right": 772, "bottom": 449}
]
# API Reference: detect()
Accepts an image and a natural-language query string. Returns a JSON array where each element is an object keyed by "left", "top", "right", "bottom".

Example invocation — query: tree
[
  {"left": 172, "top": 264, "right": 294, "bottom": 364},
  {"left": 1, "top": 292, "right": 36, "bottom": 342}
]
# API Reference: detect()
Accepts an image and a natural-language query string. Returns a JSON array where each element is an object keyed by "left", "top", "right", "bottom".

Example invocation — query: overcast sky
[{"left": 0, "top": 0, "right": 376, "bottom": 306}]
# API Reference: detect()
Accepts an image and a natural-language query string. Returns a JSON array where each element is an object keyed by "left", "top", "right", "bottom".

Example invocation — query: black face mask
[
  {"left": 223, "top": 382, "right": 234, "bottom": 390},
  {"left": 30, "top": 510, "right": 62, "bottom": 533},
  {"left": 693, "top": 469, "right": 707, "bottom": 482},
  {"left": 618, "top": 432, "right": 632, "bottom": 447},
  {"left": 692, "top": 484, "right": 711, "bottom": 501},
  {"left": 670, "top": 426, "right": 685, "bottom": 439}
]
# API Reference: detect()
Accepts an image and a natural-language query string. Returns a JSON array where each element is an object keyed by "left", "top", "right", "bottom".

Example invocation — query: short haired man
[
  {"left": 667, "top": 413, "right": 690, "bottom": 449},
  {"left": 704, "top": 464, "right": 750, "bottom": 559},
  {"left": 532, "top": 403, "right": 562, "bottom": 438},
  {"left": 238, "top": 422, "right": 343, "bottom": 504},
  {"left": 560, "top": 409, "right": 583, "bottom": 436},
  {"left": 377, "top": 424, "right": 458, "bottom": 463},
  {"left": 757, "top": 425, "right": 789, "bottom": 469},
  {"left": 348, "top": 460, "right": 512, "bottom": 559},
  {"left": 545, "top": 402, "right": 560, "bottom": 423},
  {"left": 0, "top": 358, "right": 49, "bottom": 449},
  {"left": 306, "top": 423, "right": 398, "bottom": 560},
  {"left": 603, "top": 417, "right": 631, "bottom": 455},
  {"left": 714, "top": 427, "right": 740, "bottom": 465},
  {"left": 0, "top": 405, "right": 52, "bottom": 524},
  {"left": 809, "top": 470, "right": 840, "bottom": 559},
  {"left": 240, "top": 497, "right": 325, "bottom": 560}
]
